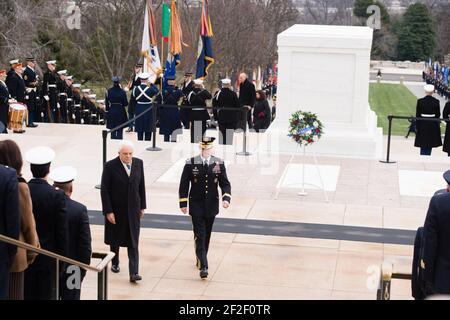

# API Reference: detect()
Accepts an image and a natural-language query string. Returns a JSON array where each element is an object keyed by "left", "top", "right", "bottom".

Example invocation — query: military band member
[
  {"left": 414, "top": 85, "right": 442, "bottom": 156},
  {"left": 180, "top": 71, "right": 194, "bottom": 129},
  {"left": 24, "top": 146, "right": 68, "bottom": 300},
  {"left": 126, "top": 63, "right": 143, "bottom": 133},
  {"left": 6, "top": 60, "right": 26, "bottom": 133},
  {"left": 49, "top": 166, "right": 92, "bottom": 301},
  {"left": 179, "top": 137, "right": 231, "bottom": 279},
  {"left": 132, "top": 73, "right": 158, "bottom": 141},
  {"left": 106, "top": 76, "right": 128, "bottom": 140},
  {"left": 187, "top": 79, "right": 212, "bottom": 143},
  {"left": 65, "top": 76, "right": 75, "bottom": 123},
  {"left": 0, "top": 69, "right": 9, "bottom": 134},
  {"left": 23, "top": 57, "right": 39, "bottom": 128},
  {"left": 72, "top": 84, "right": 82, "bottom": 124},
  {"left": 421, "top": 170, "right": 450, "bottom": 297},
  {"left": 43, "top": 60, "right": 59, "bottom": 123},
  {"left": 57, "top": 70, "right": 69, "bottom": 123},
  {"left": 156, "top": 75, "right": 183, "bottom": 142},
  {"left": 213, "top": 78, "right": 240, "bottom": 145},
  {"left": 81, "top": 89, "right": 92, "bottom": 124}
]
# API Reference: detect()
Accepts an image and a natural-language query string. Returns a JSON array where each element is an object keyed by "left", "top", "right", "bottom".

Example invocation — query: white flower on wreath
[
  {"left": 313, "top": 135, "right": 319, "bottom": 142},
  {"left": 298, "top": 114, "right": 304, "bottom": 120},
  {"left": 313, "top": 121, "right": 319, "bottom": 127}
]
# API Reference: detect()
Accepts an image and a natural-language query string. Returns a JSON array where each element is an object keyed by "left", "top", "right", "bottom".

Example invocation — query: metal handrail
[
  {"left": 377, "top": 261, "right": 412, "bottom": 300},
  {"left": 0, "top": 233, "right": 115, "bottom": 300},
  {"left": 380, "top": 114, "right": 450, "bottom": 164}
]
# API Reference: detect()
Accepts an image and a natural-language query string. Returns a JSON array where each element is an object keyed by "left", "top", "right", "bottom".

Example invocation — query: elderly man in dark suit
[
  {"left": 238, "top": 73, "right": 256, "bottom": 131},
  {"left": 49, "top": 166, "right": 92, "bottom": 300},
  {"left": 0, "top": 164, "right": 20, "bottom": 299},
  {"left": 101, "top": 140, "right": 146, "bottom": 283}
]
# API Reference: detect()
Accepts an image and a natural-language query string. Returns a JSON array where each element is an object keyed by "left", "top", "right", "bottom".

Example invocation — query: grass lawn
[{"left": 369, "top": 83, "right": 417, "bottom": 136}]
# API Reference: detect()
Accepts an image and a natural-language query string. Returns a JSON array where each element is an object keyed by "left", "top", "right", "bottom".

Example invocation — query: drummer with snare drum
[{"left": 5, "top": 60, "right": 27, "bottom": 134}]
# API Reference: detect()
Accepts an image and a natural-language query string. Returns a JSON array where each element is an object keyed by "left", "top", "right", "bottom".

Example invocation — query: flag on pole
[
  {"left": 141, "top": 0, "right": 162, "bottom": 77},
  {"left": 165, "top": 0, "right": 183, "bottom": 80},
  {"left": 162, "top": 1, "right": 171, "bottom": 42},
  {"left": 196, "top": 0, "right": 214, "bottom": 80}
]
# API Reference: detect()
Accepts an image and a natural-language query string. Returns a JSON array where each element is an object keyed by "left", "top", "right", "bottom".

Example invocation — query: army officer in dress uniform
[
  {"left": 179, "top": 137, "right": 231, "bottom": 279},
  {"left": 24, "top": 146, "right": 68, "bottom": 300},
  {"left": 421, "top": 170, "right": 450, "bottom": 297},
  {"left": 187, "top": 79, "right": 212, "bottom": 143},
  {"left": 49, "top": 166, "right": 92, "bottom": 300},
  {"left": 106, "top": 76, "right": 128, "bottom": 140},
  {"left": 414, "top": 84, "right": 442, "bottom": 156}
]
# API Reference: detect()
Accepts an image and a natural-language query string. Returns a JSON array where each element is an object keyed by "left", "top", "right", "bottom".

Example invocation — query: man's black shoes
[
  {"left": 130, "top": 274, "right": 142, "bottom": 283},
  {"left": 200, "top": 268, "right": 208, "bottom": 279},
  {"left": 111, "top": 264, "right": 120, "bottom": 273}
]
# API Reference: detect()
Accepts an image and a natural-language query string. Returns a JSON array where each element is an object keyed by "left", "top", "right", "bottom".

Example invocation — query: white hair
[{"left": 118, "top": 140, "right": 134, "bottom": 152}]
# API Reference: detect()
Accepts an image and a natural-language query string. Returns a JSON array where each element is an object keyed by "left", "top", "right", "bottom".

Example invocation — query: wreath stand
[{"left": 275, "top": 144, "right": 329, "bottom": 203}]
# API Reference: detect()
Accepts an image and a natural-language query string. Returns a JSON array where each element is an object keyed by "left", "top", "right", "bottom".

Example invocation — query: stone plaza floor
[{"left": 5, "top": 122, "right": 450, "bottom": 300}]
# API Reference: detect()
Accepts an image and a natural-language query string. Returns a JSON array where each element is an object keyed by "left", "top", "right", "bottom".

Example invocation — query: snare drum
[{"left": 8, "top": 102, "right": 28, "bottom": 130}]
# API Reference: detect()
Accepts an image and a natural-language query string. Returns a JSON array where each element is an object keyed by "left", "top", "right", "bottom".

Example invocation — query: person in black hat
[
  {"left": 187, "top": 79, "right": 212, "bottom": 143},
  {"left": 156, "top": 75, "right": 183, "bottom": 142},
  {"left": 105, "top": 76, "right": 128, "bottom": 140},
  {"left": 180, "top": 72, "right": 194, "bottom": 129},
  {"left": 23, "top": 57, "right": 38, "bottom": 128},
  {"left": 421, "top": 170, "right": 450, "bottom": 297},
  {"left": 42, "top": 61, "right": 59, "bottom": 123},
  {"left": 179, "top": 136, "right": 231, "bottom": 279}
]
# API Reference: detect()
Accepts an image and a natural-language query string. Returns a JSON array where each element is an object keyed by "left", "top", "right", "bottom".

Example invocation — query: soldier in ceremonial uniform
[
  {"left": 72, "top": 84, "right": 82, "bottom": 124},
  {"left": 213, "top": 78, "right": 240, "bottom": 145},
  {"left": 126, "top": 63, "right": 143, "bottom": 133},
  {"left": 179, "top": 137, "right": 231, "bottom": 279},
  {"left": 23, "top": 57, "right": 39, "bottom": 128},
  {"left": 187, "top": 79, "right": 212, "bottom": 143},
  {"left": 6, "top": 60, "right": 26, "bottom": 133},
  {"left": 57, "top": 70, "right": 69, "bottom": 123},
  {"left": 24, "top": 146, "right": 68, "bottom": 300},
  {"left": 65, "top": 76, "right": 75, "bottom": 123},
  {"left": 49, "top": 166, "right": 92, "bottom": 301},
  {"left": 0, "top": 69, "right": 9, "bottom": 134},
  {"left": 42, "top": 60, "right": 59, "bottom": 123},
  {"left": 106, "top": 76, "right": 128, "bottom": 140},
  {"left": 87, "top": 94, "right": 99, "bottom": 124},
  {"left": 81, "top": 89, "right": 93, "bottom": 124},
  {"left": 157, "top": 75, "right": 183, "bottom": 142},
  {"left": 414, "top": 85, "right": 442, "bottom": 156},
  {"left": 180, "top": 71, "right": 194, "bottom": 129},
  {"left": 132, "top": 73, "right": 159, "bottom": 141},
  {"left": 421, "top": 170, "right": 450, "bottom": 297}
]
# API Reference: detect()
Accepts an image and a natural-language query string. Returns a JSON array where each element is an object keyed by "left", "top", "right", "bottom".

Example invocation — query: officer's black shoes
[
  {"left": 111, "top": 264, "right": 120, "bottom": 273},
  {"left": 13, "top": 130, "right": 25, "bottom": 134},
  {"left": 200, "top": 268, "right": 208, "bottom": 279},
  {"left": 130, "top": 274, "right": 142, "bottom": 283},
  {"left": 27, "top": 124, "right": 38, "bottom": 128}
]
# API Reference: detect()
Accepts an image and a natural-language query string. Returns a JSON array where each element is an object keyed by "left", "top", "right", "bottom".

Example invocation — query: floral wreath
[{"left": 288, "top": 110, "right": 324, "bottom": 146}]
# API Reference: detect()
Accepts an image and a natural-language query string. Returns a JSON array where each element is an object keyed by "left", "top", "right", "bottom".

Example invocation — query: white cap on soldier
[
  {"left": 424, "top": 84, "right": 435, "bottom": 93},
  {"left": 194, "top": 79, "right": 204, "bottom": 85},
  {"left": 49, "top": 166, "right": 77, "bottom": 184},
  {"left": 139, "top": 72, "right": 151, "bottom": 80},
  {"left": 96, "top": 100, "right": 105, "bottom": 104},
  {"left": 81, "top": 89, "right": 91, "bottom": 93},
  {"left": 57, "top": 70, "right": 67, "bottom": 75},
  {"left": 46, "top": 60, "right": 56, "bottom": 65},
  {"left": 66, "top": 76, "right": 73, "bottom": 80},
  {"left": 25, "top": 146, "right": 56, "bottom": 165},
  {"left": 9, "top": 59, "right": 19, "bottom": 65},
  {"left": 73, "top": 84, "right": 81, "bottom": 88},
  {"left": 221, "top": 78, "right": 231, "bottom": 85},
  {"left": 88, "top": 94, "right": 96, "bottom": 99}
]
